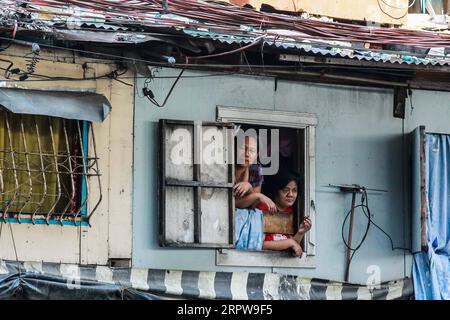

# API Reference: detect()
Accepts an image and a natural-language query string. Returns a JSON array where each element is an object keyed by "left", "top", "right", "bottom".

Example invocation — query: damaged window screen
[
  {"left": 159, "top": 119, "right": 235, "bottom": 248},
  {"left": 0, "top": 109, "right": 101, "bottom": 225}
]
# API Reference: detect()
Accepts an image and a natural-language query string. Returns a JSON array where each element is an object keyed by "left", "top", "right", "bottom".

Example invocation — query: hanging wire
[
  {"left": 142, "top": 68, "right": 185, "bottom": 107},
  {"left": 379, "top": 0, "right": 417, "bottom": 10},
  {"left": 2, "top": 0, "right": 450, "bottom": 47},
  {"left": 341, "top": 188, "right": 412, "bottom": 279}
]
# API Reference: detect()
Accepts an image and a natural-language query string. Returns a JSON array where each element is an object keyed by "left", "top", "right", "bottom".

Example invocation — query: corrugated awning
[{"left": 0, "top": 88, "right": 111, "bottom": 122}]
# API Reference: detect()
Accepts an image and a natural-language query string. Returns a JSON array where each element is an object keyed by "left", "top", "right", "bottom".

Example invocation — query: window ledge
[{"left": 216, "top": 249, "right": 316, "bottom": 269}]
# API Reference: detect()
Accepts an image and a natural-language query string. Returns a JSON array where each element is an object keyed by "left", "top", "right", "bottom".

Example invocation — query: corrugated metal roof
[
  {"left": 182, "top": 28, "right": 450, "bottom": 67},
  {"left": 1, "top": 1, "right": 450, "bottom": 68}
]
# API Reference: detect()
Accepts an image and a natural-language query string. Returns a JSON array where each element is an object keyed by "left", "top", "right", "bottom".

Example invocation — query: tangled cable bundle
[{"left": 1, "top": 0, "right": 450, "bottom": 48}]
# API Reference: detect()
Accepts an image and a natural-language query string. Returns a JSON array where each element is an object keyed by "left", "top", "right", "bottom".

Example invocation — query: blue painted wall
[{"left": 132, "top": 67, "right": 450, "bottom": 283}]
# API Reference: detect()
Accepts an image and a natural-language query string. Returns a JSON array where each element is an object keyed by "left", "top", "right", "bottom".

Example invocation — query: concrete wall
[
  {"left": 133, "top": 67, "right": 450, "bottom": 284},
  {"left": 0, "top": 45, "right": 134, "bottom": 265}
]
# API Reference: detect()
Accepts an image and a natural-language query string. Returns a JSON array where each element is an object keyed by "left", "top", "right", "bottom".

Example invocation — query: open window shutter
[
  {"left": 411, "top": 126, "right": 427, "bottom": 253},
  {"left": 159, "top": 119, "right": 235, "bottom": 248}
]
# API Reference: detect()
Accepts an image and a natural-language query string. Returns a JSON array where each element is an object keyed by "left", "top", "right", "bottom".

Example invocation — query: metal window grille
[{"left": 0, "top": 109, "right": 101, "bottom": 226}]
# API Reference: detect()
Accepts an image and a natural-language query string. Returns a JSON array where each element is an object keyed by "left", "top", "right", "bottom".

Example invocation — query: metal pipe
[
  {"left": 31, "top": 116, "right": 48, "bottom": 225},
  {"left": 260, "top": 69, "right": 409, "bottom": 87},
  {"left": 345, "top": 191, "right": 357, "bottom": 282},
  {"left": 46, "top": 117, "right": 62, "bottom": 224},
  {"left": 2, "top": 115, "right": 20, "bottom": 222},
  {"left": 59, "top": 119, "right": 77, "bottom": 224},
  {"left": 16, "top": 119, "right": 33, "bottom": 223}
]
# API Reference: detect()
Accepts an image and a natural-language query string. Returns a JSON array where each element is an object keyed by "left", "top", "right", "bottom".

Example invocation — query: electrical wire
[
  {"left": 2, "top": 0, "right": 450, "bottom": 48},
  {"left": 0, "top": 35, "right": 331, "bottom": 70},
  {"left": 1, "top": 34, "right": 447, "bottom": 80},
  {"left": 377, "top": 0, "right": 410, "bottom": 19},
  {"left": 379, "top": 0, "right": 417, "bottom": 10},
  {"left": 143, "top": 68, "right": 185, "bottom": 107},
  {"left": 341, "top": 188, "right": 412, "bottom": 278}
]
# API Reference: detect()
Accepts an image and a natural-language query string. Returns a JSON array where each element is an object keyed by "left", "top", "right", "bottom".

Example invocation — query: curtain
[
  {"left": 0, "top": 110, "right": 79, "bottom": 217},
  {"left": 413, "top": 133, "right": 450, "bottom": 300}
]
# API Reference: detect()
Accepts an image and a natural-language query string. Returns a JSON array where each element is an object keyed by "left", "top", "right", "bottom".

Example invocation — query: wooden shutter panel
[{"left": 159, "top": 119, "right": 235, "bottom": 248}]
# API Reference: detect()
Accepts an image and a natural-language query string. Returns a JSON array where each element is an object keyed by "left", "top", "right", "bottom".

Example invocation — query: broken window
[{"left": 0, "top": 109, "right": 101, "bottom": 226}]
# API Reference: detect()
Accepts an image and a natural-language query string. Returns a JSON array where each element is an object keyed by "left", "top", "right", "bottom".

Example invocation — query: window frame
[
  {"left": 0, "top": 113, "right": 99, "bottom": 227},
  {"left": 216, "top": 106, "right": 317, "bottom": 268},
  {"left": 158, "top": 119, "right": 236, "bottom": 248}
]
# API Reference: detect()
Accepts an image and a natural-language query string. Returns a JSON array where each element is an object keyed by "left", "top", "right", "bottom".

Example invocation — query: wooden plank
[
  {"left": 294, "top": 129, "right": 304, "bottom": 238},
  {"left": 165, "top": 186, "right": 195, "bottom": 244},
  {"left": 201, "top": 126, "right": 228, "bottom": 183},
  {"left": 419, "top": 126, "right": 428, "bottom": 251},
  {"left": 227, "top": 126, "right": 235, "bottom": 246},
  {"left": 194, "top": 122, "right": 202, "bottom": 244},
  {"left": 165, "top": 124, "right": 193, "bottom": 180},
  {"left": 165, "top": 179, "right": 233, "bottom": 188},
  {"left": 200, "top": 188, "right": 230, "bottom": 244},
  {"left": 105, "top": 70, "right": 133, "bottom": 260},
  {"left": 159, "top": 119, "right": 167, "bottom": 246},
  {"left": 226, "top": 0, "right": 409, "bottom": 25}
]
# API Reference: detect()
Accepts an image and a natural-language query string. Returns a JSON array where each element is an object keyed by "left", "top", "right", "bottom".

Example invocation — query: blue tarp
[{"left": 413, "top": 133, "right": 450, "bottom": 300}]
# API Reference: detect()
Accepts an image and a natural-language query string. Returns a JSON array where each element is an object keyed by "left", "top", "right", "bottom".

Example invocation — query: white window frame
[{"left": 215, "top": 106, "right": 317, "bottom": 268}]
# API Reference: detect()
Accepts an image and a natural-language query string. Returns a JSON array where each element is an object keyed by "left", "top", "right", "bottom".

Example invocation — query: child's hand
[
  {"left": 257, "top": 194, "right": 277, "bottom": 213},
  {"left": 297, "top": 217, "right": 312, "bottom": 235},
  {"left": 233, "top": 181, "right": 253, "bottom": 198}
]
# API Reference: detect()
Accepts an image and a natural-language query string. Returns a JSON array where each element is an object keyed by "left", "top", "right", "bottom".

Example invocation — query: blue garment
[
  {"left": 234, "top": 208, "right": 264, "bottom": 251},
  {"left": 413, "top": 134, "right": 450, "bottom": 300}
]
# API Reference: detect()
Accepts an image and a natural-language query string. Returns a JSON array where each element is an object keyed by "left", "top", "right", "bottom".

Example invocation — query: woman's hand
[
  {"left": 297, "top": 217, "right": 312, "bottom": 235},
  {"left": 257, "top": 194, "right": 277, "bottom": 213},
  {"left": 233, "top": 181, "right": 253, "bottom": 198},
  {"left": 289, "top": 239, "right": 303, "bottom": 257}
]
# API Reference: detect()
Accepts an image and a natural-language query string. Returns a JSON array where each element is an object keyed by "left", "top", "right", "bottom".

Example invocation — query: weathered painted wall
[
  {"left": 0, "top": 44, "right": 133, "bottom": 265},
  {"left": 133, "top": 67, "right": 450, "bottom": 284},
  {"left": 225, "top": 0, "right": 409, "bottom": 25}
]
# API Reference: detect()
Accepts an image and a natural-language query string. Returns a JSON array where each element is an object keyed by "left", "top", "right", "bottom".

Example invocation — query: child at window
[
  {"left": 258, "top": 170, "right": 312, "bottom": 257},
  {"left": 234, "top": 134, "right": 277, "bottom": 212}
]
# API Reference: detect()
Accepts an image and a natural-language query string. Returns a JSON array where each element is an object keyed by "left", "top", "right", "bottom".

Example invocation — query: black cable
[
  {"left": 341, "top": 198, "right": 371, "bottom": 253},
  {"left": 144, "top": 68, "right": 185, "bottom": 107},
  {"left": 341, "top": 188, "right": 412, "bottom": 277}
]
